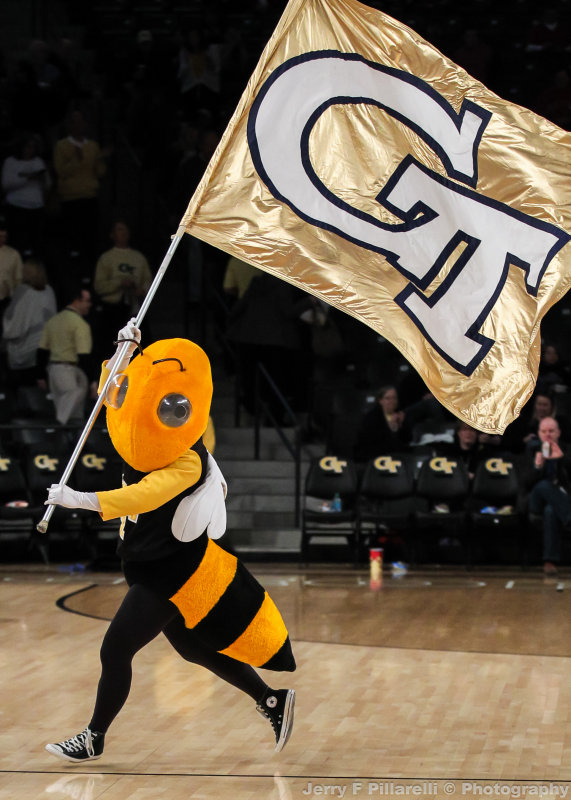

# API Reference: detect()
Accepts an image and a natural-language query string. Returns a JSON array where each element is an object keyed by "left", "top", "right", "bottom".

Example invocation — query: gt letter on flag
[{"left": 179, "top": 0, "right": 571, "bottom": 433}]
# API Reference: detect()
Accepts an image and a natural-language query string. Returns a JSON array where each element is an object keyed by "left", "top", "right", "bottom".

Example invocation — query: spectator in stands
[
  {"left": 53, "top": 110, "right": 110, "bottom": 264},
  {"left": 176, "top": 29, "right": 222, "bottom": 118},
  {"left": 168, "top": 128, "right": 220, "bottom": 224},
  {"left": 354, "top": 385, "right": 411, "bottom": 461},
  {"left": 503, "top": 391, "right": 562, "bottom": 453},
  {"left": 1, "top": 132, "right": 50, "bottom": 255},
  {"left": 226, "top": 272, "right": 313, "bottom": 418},
  {"left": 0, "top": 215, "right": 23, "bottom": 325},
  {"left": 436, "top": 421, "right": 483, "bottom": 480},
  {"left": 6, "top": 59, "right": 44, "bottom": 134},
  {"left": 52, "top": 37, "right": 88, "bottom": 110},
  {"left": 477, "top": 430, "right": 505, "bottom": 454},
  {"left": 37, "top": 285, "right": 95, "bottom": 424},
  {"left": 127, "top": 30, "right": 173, "bottom": 91},
  {"left": 2, "top": 257, "right": 56, "bottom": 387},
  {"left": 93, "top": 220, "right": 152, "bottom": 328},
  {"left": 402, "top": 391, "right": 449, "bottom": 441},
  {"left": 159, "top": 119, "right": 199, "bottom": 198},
  {"left": 525, "top": 416, "right": 571, "bottom": 576},
  {"left": 24, "top": 40, "right": 66, "bottom": 129},
  {"left": 537, "top": 342, "right": 570, "bottom": 395},
  {"left": 92, "top": 220, "right": 152, "bottom": 366},
  {"left": 222, "top": 256, "right": 258, "bottom": 303}
]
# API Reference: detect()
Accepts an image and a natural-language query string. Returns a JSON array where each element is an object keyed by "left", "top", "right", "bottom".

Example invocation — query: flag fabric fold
[{"left": 179, "top": 0, "right": 571, "bottom": 433}]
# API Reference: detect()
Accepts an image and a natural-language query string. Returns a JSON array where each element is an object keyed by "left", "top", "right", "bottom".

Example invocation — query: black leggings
[{"left": 89, "top": 583, "right": 268, "bottom": 733}]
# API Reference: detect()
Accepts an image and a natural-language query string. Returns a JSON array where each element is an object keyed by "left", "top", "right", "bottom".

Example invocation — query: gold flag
[{"left": 179, "top": 0, "right": 571, "bottom": 433}]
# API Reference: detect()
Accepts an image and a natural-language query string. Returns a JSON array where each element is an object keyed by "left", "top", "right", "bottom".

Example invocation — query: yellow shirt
[
  {"left": 0, "top": 245, "right": 23, "bottom": 300},
  {"left": 94, "top": 246, "right": 152, "bottom": 304},
  {"left": 222, "top": 257, "right": 258, "bottom": 298},
  {"left": 53, "top": 138, "right": 105, "bottom": 201},
  {"left": 39, "top": 307, "right": 92, "bottom": 363}
]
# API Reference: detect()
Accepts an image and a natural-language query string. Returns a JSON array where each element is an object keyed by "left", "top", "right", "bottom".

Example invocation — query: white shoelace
[{"left": 59, "top": 728, "right": 94, "bottom": 756}]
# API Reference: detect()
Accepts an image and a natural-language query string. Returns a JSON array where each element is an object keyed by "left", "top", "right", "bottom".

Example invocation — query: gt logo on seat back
[
  {"left": 429, "top": 457, "right": 457, "bottom": 475},
  {"left": 485, "top": 458, "right": 512, "bottom": 476},
  {"left": 319, "top": 456, "right": 347, "bottom": 474},
  {"left": 34, "top": 454, "right": 59, "bottom": 472},
  {"left": 373, "top": 456, "right": 402, "bottom": 474},
  {"left": 81, "top": 454, "right": 107, "bottom": 471}
]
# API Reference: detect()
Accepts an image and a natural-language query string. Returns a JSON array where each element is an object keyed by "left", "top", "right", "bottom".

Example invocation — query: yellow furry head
[{"left": 105, "top": 338, "right": 212, "bottom": 472}]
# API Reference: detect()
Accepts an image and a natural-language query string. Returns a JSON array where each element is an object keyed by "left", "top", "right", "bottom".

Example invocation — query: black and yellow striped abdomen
[{"left": 170, "top": 538, "right": 295, "bottom": 671}]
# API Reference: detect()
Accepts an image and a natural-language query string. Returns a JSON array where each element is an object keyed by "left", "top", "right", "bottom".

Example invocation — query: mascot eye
[
  {"left": 106, "top": 374, "right": 129, "bottom": 409},
  {"left": 157, "top": 393, "right": 192, "bottom": 427}
]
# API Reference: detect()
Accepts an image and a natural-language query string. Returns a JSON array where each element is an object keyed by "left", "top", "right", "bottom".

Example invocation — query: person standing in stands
[
  {"left": 2, "top": 257, "right": 56, "bottom": 387},
  {"left": 53, "top": 110, "right": 110, "bottom": 265},
  {"left": 93, "top": 219, "right": 152, "bottom": 332},
  {"left": 1, "top": 132, "right": 50, "bottom": 256},
  {"left": 0, "top": 215, "right": 23, "bottom": 326},
  {"left": 92, "top": 219, "right": 152, "bottom": 367},
  {"left": 37, "top": 285, "right": 95, "bottom": 424},
  {"left": 222, "top": 256, "right": 258, "bottom": 304},
  {"left": 226, "top": 272, "right": 313, "bottom": 418}
]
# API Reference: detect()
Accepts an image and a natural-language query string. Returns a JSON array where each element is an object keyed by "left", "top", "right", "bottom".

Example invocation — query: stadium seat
[
  {"left": 413, "top": 455, "right": 470, "bottom": 565},
  {"left": 15, "top": 385, "right": 56, "bottom": 420},
  {"left": 73, "top": 446, "right": 122, "bottom": 560},
  {"left": 0, "top": 451, "right": 36, "bottom": 558},
  {"left": 22, "top": 445, "right": 84, "bottom": 563},
  {"left": 468, "top": 455, "right": 524, "bottom": 567},
  {"left": 0, "top": 390, "right": 14, "bottom": 424},
  {"left": 83, "top": 425, "right": 117, "bottom": 459},
  {"left": 301, "top": 456, "right": 359, "bottom": 564},
  {"left": 356, "top": 453, "right": 417, "bottom": 562},
  {"left": 11, "top": 424, "right": 73, "bottom": 455}
]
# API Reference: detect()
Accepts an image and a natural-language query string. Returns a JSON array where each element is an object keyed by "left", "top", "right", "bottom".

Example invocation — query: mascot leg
[{"left": 163, "top": 615, "right": 295, "bottom": 752}]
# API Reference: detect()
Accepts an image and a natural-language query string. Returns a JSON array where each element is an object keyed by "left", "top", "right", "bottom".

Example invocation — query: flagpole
[{"left": 37, "top": 232, "right": 185, "bottom": 534}]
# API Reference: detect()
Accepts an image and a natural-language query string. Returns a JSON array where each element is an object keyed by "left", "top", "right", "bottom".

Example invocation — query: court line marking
[{"left": 3, "top": 769, "right": 571, "bottom": 782}]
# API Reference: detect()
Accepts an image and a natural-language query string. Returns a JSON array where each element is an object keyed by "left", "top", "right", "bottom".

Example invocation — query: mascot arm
[
  {"left": 97, "top": 321, "right": 141, "bottom": 393},
  {"left": 97, "top": 449, "right": 202, "bottom": 521}
]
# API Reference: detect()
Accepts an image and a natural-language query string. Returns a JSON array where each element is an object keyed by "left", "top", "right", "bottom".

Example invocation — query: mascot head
[{"left": 104, "top": 338, "right": 212, "bottom": 472}]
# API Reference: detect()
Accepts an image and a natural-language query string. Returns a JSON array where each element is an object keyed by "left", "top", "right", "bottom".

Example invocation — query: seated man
[{"left": 525, "top": 416, "right": 571, "bottom": 576}]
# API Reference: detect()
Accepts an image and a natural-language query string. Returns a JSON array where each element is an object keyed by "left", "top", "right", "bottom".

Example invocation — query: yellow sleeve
[
  {"left": 93, "top": 254, "right": 119, "bottom": 298},
  {"left": 203, "top": 416, "right": 215, "bottom": 453},
  {"left": 96, "top": 449, "right": 203, "bottom": 521},
  {"left": 75, "top": 318, "right": 92, "bottom": 356},
  {"left": 53, "top": 141, "right": 75, "bottom": 179},
  {"left": 98, "top": 363, "right": 110, "bottom": 396}
]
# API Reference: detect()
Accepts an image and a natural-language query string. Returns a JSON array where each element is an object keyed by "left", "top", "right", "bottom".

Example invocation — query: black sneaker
[
  {"left": 256, "top": 688, "right": 295, "bottom": 752},
  {"left": 45, "top": 727, "right": 104, "bottom": 763}
]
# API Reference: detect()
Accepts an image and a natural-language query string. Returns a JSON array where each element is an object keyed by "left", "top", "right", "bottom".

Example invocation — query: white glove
[
  {"left": 106, "top": 318, "right": 142, "bottom": 372},
  {"left": 171, "top": 454, "right": 227, "bottom": 542},
  {"left": 45, "top": 484, "right": 102, "bottom": 512}
]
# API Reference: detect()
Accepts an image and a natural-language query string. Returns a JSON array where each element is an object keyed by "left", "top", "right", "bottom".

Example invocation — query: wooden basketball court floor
[{"left": 2, "top": 563, "right": 571, "bottom": 800}]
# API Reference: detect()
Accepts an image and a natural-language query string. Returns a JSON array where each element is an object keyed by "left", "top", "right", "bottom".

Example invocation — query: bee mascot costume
[{"left": 44, "top": 320, "right": 295, "bottom": 764}]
